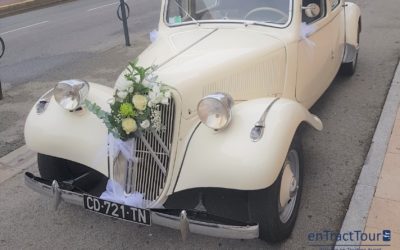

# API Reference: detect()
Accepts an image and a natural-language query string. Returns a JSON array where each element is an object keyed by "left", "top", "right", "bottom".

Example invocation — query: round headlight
[
  {"left": 54, "top": 79, "right": 89, "bottom": 111},
  {"left": 197, "top": 92, "right": 234, "bottom": 130}
]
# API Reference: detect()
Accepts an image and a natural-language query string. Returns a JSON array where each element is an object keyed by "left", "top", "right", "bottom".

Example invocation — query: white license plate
[{"left": 83, "top": 195, "right": 151, "bottom": 226}]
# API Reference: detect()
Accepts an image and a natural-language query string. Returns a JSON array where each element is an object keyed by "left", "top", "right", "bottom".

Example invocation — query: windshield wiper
[{"left": 173, "top": 0, "right": 199, "bottom": 25}]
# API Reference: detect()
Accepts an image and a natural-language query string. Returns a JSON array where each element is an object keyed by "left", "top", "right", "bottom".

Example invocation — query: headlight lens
[
  {"left": 54, "top": 79, "right": 89, "bottom": 111},
  {"left": 197, "top": 92, "right": 234, "bottom": 130}
]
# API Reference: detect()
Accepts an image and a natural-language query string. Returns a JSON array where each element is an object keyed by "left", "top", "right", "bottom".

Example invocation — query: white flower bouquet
[{"left": 85, "top": 61, "right": 171, "bottom": 141}]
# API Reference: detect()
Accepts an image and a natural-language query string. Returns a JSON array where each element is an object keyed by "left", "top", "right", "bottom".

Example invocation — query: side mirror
[{"left": 302, "top": 3, "right": 321, "bottom": 18}]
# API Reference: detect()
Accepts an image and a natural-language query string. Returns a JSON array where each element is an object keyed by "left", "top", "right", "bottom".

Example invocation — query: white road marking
[
  {"left": 0, "top": 21, "right": 49, "bottom": 36},
  {"left": 87, "top": 2, "right": 119, "bottom": 12}
]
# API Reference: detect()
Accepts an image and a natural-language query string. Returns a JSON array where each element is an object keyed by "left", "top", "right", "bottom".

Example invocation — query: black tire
[
  {"left": 38, "top": 153, "right": 89, "bottom": 181},
  {"left": 0, "top": 37, "right": 4, "bottom": 58},
  {"left": 340, "top": 21, "right": 361, "bottom": 76},
  {"left": 248, "top": 135, "right": 304, "bottom": 243}
]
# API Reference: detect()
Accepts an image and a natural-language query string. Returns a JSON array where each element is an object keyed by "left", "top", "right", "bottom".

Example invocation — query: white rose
[
  {"left": 140, "top": 120, "right": 150, "bottom": 129},
  {"left": 122, "top": 118, "right": 137, "bottom": 135},
  {"left": 132, "top": 95, "right": 148, "bottom": 111},
  {"left": 117, "top": 91, "right": 128, "bottom": 99}
]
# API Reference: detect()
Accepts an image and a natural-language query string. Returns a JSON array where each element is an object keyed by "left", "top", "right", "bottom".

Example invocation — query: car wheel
[
  {"left": 248, "top": 135, "right": 304, "bottom": 243},
  {"left": 340, "top": 21, "right": 361, "bottom": 76},
  {"left": 38, "top": 153, "right": 89, "bottom": 181}
]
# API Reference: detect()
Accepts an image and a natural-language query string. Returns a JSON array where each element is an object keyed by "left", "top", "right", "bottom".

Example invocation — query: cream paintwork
[
  {"left": 344, "top": 2, "right": 361, "bottom": 47},
  {"left": 25, "top": 83, "right": 112, "bottom": 177},
  {"left": 174, "top": 98, "right": 322, "bottom": 192},
  {"left": 24, "top": 0, "right": 361, "bottom": 193}
]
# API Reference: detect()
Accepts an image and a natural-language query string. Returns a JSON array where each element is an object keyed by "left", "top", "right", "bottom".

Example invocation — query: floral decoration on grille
[{"left": 85, "top": 61, "right": 171, "bottom": 141}]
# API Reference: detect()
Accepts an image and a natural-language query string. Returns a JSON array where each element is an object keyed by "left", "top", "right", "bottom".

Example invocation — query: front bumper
[{"left": 24, "top": 172, "right": 259, "bottom": 240}]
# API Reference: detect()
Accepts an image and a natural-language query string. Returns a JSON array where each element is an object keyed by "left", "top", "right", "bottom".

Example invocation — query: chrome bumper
[{"left": 24, "top": 172, "right": 259, "bottom": 240}]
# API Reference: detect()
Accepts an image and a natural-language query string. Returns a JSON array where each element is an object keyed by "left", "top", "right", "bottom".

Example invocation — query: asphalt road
[{"left": 0, "top": 0, "right": 400, "bottom": 249}]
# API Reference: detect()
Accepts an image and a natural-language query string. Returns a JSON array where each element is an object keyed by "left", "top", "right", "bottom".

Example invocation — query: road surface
[{"left": 0, "top": 0, "right": 400, "bottom": 249}]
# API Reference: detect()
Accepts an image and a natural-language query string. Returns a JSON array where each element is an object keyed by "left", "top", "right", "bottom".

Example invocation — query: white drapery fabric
[{"left": 100, "top": 135, "right": 145, "bottom": 207}]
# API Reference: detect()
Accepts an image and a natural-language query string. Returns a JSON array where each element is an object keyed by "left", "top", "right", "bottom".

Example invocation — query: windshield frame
[{"left": 163, "top": 0, "right": 294, "bottom": 29}]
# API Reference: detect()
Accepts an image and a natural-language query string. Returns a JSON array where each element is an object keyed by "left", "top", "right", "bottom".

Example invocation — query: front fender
[
  {"left": 174, "top": 98, "right": 323, "bottom": 192},
  {"left": 345, "top": 2, "right": 361, "bottom": 47},
  {"left": 24, "top": 83, "right": 113, "bottom": 176}
]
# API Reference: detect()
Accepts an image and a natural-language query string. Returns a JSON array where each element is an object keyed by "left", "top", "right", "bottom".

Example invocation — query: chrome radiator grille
[{"left": 113, "top": 98, "right": 176, "bottom": 204}]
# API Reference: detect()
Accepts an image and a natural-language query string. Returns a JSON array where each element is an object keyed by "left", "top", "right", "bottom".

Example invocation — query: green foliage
[{"left": 84, "top": 60, "right": 171, "bottom": 141}]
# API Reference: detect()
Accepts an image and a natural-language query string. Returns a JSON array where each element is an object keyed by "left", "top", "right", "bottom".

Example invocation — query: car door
[{"left": 296, "top": 0, "right": 337, "bottom": 107}]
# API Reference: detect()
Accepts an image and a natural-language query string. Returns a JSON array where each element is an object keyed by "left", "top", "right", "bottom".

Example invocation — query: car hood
[{"left": 116, "top": 27, "right": 287, "bottom": 119}]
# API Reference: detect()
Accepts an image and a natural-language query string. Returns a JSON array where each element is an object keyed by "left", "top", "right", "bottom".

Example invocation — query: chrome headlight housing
[
  {"left": 197, "top": 92, "right": 234, "bottom": 130},
  {"left": 54, "top": 79, "right": 89, "bottom": 111}
]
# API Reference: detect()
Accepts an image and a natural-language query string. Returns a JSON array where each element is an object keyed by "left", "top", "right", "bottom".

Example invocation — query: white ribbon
[
  {"left": 100, "top": 134, "right": 146, "bottom": 207},
  {"left": 150, "top": 29, "right": 158, "bottom": 43},
  {"left": 100, "top": 179, "right": 145, "bottom": 208},
  {"left": 300, "top": 22, "right": 316, "bottom": 47},
  {"left": 108, "top": 134, "right": 136, "bottom": 161}
]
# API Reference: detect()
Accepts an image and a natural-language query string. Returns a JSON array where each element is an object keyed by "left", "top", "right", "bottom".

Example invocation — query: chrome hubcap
[{"left": 279, "top": 150, "right": 300, "bottom": 223}]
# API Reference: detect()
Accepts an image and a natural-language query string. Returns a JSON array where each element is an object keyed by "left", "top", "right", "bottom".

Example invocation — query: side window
[
  {"left": 331, "top": 0, "right": 341, "bottom": 10},
  {"left": 302, "top": 0, "right": 326, "bottom": 24}
]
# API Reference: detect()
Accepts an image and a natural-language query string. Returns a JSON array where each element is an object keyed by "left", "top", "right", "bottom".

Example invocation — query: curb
[
  {"left": 0, "top": 145, "right": 36, "bottom": 184},
  {"left": 0, "top": 0, "right": 70, "bottom": 18},
  {"left": 336, "top": 61, "right": 400, "bottom": 247}
]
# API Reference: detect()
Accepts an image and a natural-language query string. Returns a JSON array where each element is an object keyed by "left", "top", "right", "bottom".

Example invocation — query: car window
[
  {"left": 330, "top": 0, "right": 340, "bottom": 10},
  {"left": 302, "top": 0, "right": 326, "bottom": 24},
  {"left": 166, "top": 0, "right": 292, "bottom": 26}
]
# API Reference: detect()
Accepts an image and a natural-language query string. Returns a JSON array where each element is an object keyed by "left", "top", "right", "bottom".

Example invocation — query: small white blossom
[
  {"left": 117, "top": 90, "right": 128, "bottom": 99},
  {"left": 140, "top": 120, "right": 150, "bottom": 129},
  {"left": 164, "top": 91, "right": 171, "bottom": 99},
  {"left": 116, "top": 80, "right": 131, "bottom": 92},
  {"left": 107, "top": 98, "right": 116, "bottom": 105},
  {"left": 151, "top": 110, "right": 162, "bottom": 131},
  {"left": 127, "top": 86, "right": 134, "bottom": 93}
]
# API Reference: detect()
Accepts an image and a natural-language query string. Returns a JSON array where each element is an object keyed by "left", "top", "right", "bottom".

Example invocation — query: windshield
[{"left": 166, "top": 0, "right": 291, "bottom": 26}]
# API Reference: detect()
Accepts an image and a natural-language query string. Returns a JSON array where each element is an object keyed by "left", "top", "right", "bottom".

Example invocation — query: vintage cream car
[{"left": 24, "top": 0, "right": 361, "bottom": 243}]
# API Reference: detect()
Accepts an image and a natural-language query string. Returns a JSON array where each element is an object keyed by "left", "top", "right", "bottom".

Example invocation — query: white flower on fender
[
  {"left": 164, "top": 91, "right": 171, "bottom": 99},
  {"left": 132, "top": 95, "right": 147, "bottom": 111},
  {"left": 122, "top": 118, "right": 137, "bottom": 135},
  {"left": 140, "top": 120, "right": 150, "bottom": 129},
  {"left": 117, "top": 90, "right": 128, "bottom": 99},
  {"left": 116, "top": 80, "right": 131, "bottom": 92}
]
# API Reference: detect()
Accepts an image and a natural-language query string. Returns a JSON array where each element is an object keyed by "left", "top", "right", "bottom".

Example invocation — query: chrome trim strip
[
  {"left": 24, "top": 173, "right": 259, "bottom": 240},
  {"left": 250, "top": 98, "right": 280, "bottom": 142}
]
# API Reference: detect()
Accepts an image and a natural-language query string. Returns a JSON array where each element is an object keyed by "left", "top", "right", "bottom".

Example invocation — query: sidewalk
[
  {"left": 362, "top": 113, "right": 400, "bottom": 249},
  {"left": 338, "top": 62, "right": 400, "bottom": 249},
  {"left": 0, "top": 0, "right": 68, "bottom": 17}
]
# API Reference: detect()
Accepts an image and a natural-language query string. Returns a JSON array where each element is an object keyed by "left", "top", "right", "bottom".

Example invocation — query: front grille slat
[{"left": 113, "top": 98, "right": 176, "bottom": 204}]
